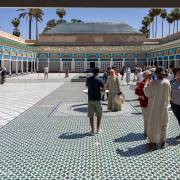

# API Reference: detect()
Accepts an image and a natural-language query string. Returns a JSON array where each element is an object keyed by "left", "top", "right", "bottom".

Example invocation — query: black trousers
[{"left": 171, "top": 102, "right": 180, "bottom": 126}]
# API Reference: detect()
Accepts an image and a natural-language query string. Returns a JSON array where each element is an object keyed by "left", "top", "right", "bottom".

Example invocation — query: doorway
[{"left": 90, "top": 62, "right": 95, "bottom": 69}]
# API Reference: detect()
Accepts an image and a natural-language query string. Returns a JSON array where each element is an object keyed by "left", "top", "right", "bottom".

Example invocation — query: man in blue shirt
[{"left": 86, "top": 67, "right": 105, "bottom": 135}]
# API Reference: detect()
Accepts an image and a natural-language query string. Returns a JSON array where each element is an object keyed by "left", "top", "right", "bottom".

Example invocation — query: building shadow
[
  {"left": 116, "top": 143, "right": 150, "bottom": 157},
  {"left": 58, "top": 132, "right": 90, "bottom": 139},
  {"left": 114, "top": 133, "right": 145, "bottom": 143}
]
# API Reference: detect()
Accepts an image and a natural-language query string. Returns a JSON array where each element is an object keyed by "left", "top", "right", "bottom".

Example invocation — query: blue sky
[{"left": 0, "top": 8, "right": 176, "bottom": 39}]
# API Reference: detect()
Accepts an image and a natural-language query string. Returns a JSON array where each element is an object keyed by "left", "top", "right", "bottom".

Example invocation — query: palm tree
[
  {"left": 148, "top": 9, "right": 155, "bottom": 38},
  {"left": 151, "top": 9, "right": 161, "bottom": 38},
  {"left": 166, "top": 14, "right": 174, "bottom": 35},
  {"left": 11, "top": 18, "right": 20, "bottom": 37},
  {"left": 160, "top": 9, "right": 167, "bottom": 38},
  {"left": 33, "top": 8, "right": 44, "bottom": 40},
  {"left": 56, "top": 8, "right": 66, "bottom": 22},
  {"left": 171, "top": 8, "right": 180, "bottom": 33},
  {"left": 139, "top": 26, "right": 149, "bottom": 38},
  {"left": 142, "top": 16, "right": 151, "bottom": 38},
  {"left": 17, "top": 8, "right": 35, "bottom": 39},
  {"left": 44, "top": 19, "right": 57, "bottom": 31}
]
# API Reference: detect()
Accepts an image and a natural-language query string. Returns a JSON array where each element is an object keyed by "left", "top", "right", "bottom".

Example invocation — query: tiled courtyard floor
[{"left": 0, "top": 73, "right": 179, "bottom": 179}]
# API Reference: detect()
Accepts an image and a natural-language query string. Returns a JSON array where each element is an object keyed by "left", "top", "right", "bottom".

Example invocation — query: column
[
  {"left": 110, "top": 58, "right": 113, "bottom": 67},
  {"left": 146, "top": 58, "right": 148, "bottom": 66},
  {"left": 34, "top": 60, "right": 36, "bottom": 72},
  {"left": 26, "top": 60, "right": 28, "bottom": 73},
  {"left": 153, "top": 58, "right": 155, "bottom": 66},
  {"left": 60, "top": 58, "right": 63, "bottom": 72},
  {"left": 122, "top": 58, "right": 125, "bottom": 67},
  {"left": 16, "top": 61, "right": 18, "bottom": 74},
  {"left": 167, "top": 56, "right": 170, "bottom": 68},
  {"left": 36, "top": 58, "right": 39, "bottom": 72},
  {"left": 31, "top": 60, "right": 33, "bottom": 73},
  {"left": 9, "top": 59, "right": 12, "bottom": 76},
  {"left": 48, "top": 54, "right": 49, "bottom": 73},
  {"left": 98, "top": 58, "right": 101, "bottom": 70},
  {"left": 71, "top": 58, "right": 75, "bottom": 72},
  {"left": 21, "top": 59, "right": 23, "bottom": 73},
  {"left": 84, "top": 58, "right": 87, "bottom": 72},
  {"left": 135, "top": 57, "right": 137, "bottom": 66}
]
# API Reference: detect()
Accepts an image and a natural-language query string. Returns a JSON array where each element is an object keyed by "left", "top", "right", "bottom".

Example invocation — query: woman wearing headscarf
[
  {"left": 135, "top": 70, "right": 151, "bottom": 137},
  {"left": 106, "top": 69, "right": 122, "bottom": 111}
]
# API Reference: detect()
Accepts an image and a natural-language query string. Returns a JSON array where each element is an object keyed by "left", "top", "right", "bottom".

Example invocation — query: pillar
[
  {"left": 71, "top": 58, "right": 75, "bottom": 72},
  {"left": 60, "top": 58, "right": 63, "bottom": 72},
  {"left": 16, "top": 61, "right": 18, "bottom": 74},
  {"left": 84, "top": 58, "right": 87, "bottom": 72},
  {"left": 36, "top": 58, "right": 39, "bottom": 72},
  {"left": 98, "top": 58, "right": 101, "bottom": 70},
  {"left": 34, "top": 60, "right": 36, "bottom": 72},
  {"left": 21, "top": 60, "right": 23, "bottom": 73},
  {"left": 26, "top": 60, "right": 28, "bottom": 73},
  {"left": 9, "top": 59, "right": 11, "bottom": 76},
  {"left": 110, "top": 58, "right": 113, "bottom": 67}
]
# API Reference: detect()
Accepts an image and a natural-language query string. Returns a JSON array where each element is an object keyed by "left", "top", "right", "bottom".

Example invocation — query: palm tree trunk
[
  {"left": 36, "top": 18, "right": 38, "bottom": 40},
  {"left": 155, "top": 16, "right": 157, "bottom": 38},
  {"left": 173, "top": 21, "right": 175, "bottom": 34},
  {"left": 177, "top": 20, "right": 178, "bottom": 32},
  {"left": 148, "top": 25, "right": 150, "bottom": 38},
  {"left": 29, "top": 17, "right": 32, "bottom": 39},
  {"left": 152, "top": 22, "right": 154, "bottom": 38},
  {"left": 162, "top": 18, "right": 163, "bottom": 38}
]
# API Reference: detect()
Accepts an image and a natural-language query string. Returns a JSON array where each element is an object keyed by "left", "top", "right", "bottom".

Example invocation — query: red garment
[{"left": 135, "top": 80, "right": 148, "bottom": 107}]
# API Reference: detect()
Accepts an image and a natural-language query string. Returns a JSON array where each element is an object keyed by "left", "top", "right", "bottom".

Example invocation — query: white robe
[{"left": 144, "top": 78, "right": 171, "bottom": 143}]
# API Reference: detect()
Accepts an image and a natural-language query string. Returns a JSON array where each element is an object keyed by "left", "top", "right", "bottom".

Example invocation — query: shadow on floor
[
  {"left": 131, "top": 112, "right": 142, "bottom": 115},
  {"left": 73, "top": 107, "right": 87, "bottom": 113},
  {"left": 114, "top": 133, "right": 145, "bottom": 143},
  {"left": 116, "top": 143, "right": 149, "bottom": 157},
  {"left": 125, "top": 99, "right": 138, "bottom": 102},
  {"left": 58, "top": 132, "right": 90, "bottom": 139},
  {"left": 116, "top": 137, "right": 180, "bottom": 157}
]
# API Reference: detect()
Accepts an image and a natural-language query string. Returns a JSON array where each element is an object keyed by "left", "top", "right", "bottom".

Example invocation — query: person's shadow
[
  {"left": 114, "top": 133, "right": 145, "bottom": 143},
  {"left": 58, "top": 132, "right": 90, "bottom": 139},
  {"left": 116, "top": 143, "right": 149, "bottom": 157},
  {"left": 116, "top": 137, "right": 180, "bottom": 157}
]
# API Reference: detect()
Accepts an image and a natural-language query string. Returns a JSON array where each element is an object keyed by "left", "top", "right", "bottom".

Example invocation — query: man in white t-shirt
[{"left": 44, "top": 67, "right": 49, "bottom": 79}]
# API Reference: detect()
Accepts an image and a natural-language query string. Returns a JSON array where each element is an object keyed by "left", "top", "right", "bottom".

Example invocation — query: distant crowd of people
[{"left": 86, "top": 65, "right": 180, "bottom": 151}]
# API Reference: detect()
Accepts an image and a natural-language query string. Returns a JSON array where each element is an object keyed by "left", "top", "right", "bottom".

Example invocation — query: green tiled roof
[{"left": 43, "top": 22, "right": 141, "bottom": 34}]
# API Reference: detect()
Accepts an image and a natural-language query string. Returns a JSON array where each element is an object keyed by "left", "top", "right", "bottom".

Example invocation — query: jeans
[{"left": 171, "top": 102, "right": 180, "bottom": 126}]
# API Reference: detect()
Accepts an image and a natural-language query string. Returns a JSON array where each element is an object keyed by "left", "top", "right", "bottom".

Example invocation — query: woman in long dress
[{"left": 106, "top": 69, "right": 122, "bottom": 111}]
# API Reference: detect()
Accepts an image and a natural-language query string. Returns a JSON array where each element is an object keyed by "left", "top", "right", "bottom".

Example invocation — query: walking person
[
  {"left": 86, "top": 67, "right": 105, "bottom": 135},
  {"left": 120, "top": 66, "right": 126, "bottom": 80},
  {"left": 135, "top": 70, "right": 151, "bottom": 137},
  {"left": 65, "top": 67, "right": 69, "bottom": 78},
  {"left": 44, "top": 66, "right": 49, "bottom": 79},
  {"left": 106, "top": 69, "right": 122, "bottom": 111},
  {"left": 102, "top": 69, "right": 109, "bottom": 101},
  {"left": 125, "top": 65, "right": 131, "bottom": 85},
  {"left": 170, "top": 67, "right": 180, "bottom": 139},
  {"left": 144, "top": 67, "right": 171, "bottom": 150}
]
